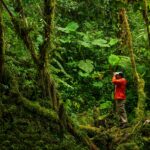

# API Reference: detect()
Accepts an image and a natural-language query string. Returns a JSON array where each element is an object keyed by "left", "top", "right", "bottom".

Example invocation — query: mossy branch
[
  {"left": 18, "top": 96, "right": 59, "bottom": 123},
  {"left": 79, "top": 125, "right": 102, "bottom": 134},
  {"left": 11, "top": 0, "right": 39, "bottom": 66},
  {"left": 11, "top": 18, "right": 39, "bottom": 66},
  {"left": 9, "top": 77, "right": 59, "bottom": 123}
]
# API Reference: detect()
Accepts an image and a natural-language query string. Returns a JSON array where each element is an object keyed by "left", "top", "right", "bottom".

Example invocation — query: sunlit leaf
[
  {"left": 78, "top": 59, "right": 94, "bottom": 73},
  {"left": 79, "top": 41, "right": 91, "bottom": 48},
  {"left": 108, "top": 38, "right": 118, "bottom": 46},
  {"left": 57, "top": 22, "right": 79, "bottom": 33},
  {"left": 59, "top": 37, "right": 71, "bottom": 43},
  {"left": 100, "top": 101, "right": 112, "bottom": 110},
  {"left": 78, "top": 71, "right": 89, "bottom": 77},
  {"left": 92, "top": 39, "right": 109, "bottom": 47},
  {"left": 108, "top": 54, "right": 120, "bottom": 66},
  {"left": 65, "top": 22, "right": 79, "bottom": 32}
]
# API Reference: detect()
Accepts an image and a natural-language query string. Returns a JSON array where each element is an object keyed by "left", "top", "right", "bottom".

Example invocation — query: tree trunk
[
  {"left": 0, "top": 2, "right": 4, "bottom": 82},
  {"left": 39, "top": 67, "right": 59, "bottom": 110},
  {"left": 142, "top": 0, "right": 150, "bottom": 48},
  {"left": 118, "top": 9, "right": 128, "bottom": 54},
  {"left": 119, "top": 8, "right": 146, "bottom": 121},
  {"left": 39, "top": 0, "right": 59, "bottom": 110}
]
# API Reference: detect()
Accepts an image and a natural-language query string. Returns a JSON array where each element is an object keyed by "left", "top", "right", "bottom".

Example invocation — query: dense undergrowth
[
  {"left": 0, "top": 93, "right": 150, "bottom": 150},
  {"left": 0, "top": 95, "right": 88, "bottom": 150}
]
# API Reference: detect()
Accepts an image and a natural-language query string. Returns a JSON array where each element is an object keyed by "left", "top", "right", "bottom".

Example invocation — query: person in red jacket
[{"left": 112, "top": 72, "right": 128, "bottom": 128}]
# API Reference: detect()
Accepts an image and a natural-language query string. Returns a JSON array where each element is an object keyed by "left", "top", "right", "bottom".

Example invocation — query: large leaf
[
  {"left": 92, "top": 39, "right": 109, "bottom": 47},
  {"left": 78, "top": 59, "right": 94, "bottom": 73},
  {"left": 108, "top": 54, "right": 120, "bottom": 66},
  {"left": 108, "top": 38, "right": 118, "bottom": 46},
  {"left": 93, "top": 81, "right": 103, "bottom": 88},
  {"left": 65, "top": 22, "right": 79, "bottom": 32},
  {"left": 79, "top": 41, "right": 91, "bottom": 48},
  {"left": 59, "top": 37, "right": 71, "bottom": 43},
  {"left": 108, "top": 55, "right": 133, "bottom": 73},
  {"left": 100, "top": 101, "right": 112, "bottom": 110},
  {"left": 78, "top": 71, "right": 90, "bottom": 77},
  {"left": 58, "top": 22, "right": 79, "bottom": 33}
]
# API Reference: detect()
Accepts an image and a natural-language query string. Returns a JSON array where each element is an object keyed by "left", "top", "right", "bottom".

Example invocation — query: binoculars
[{"left": 114, "top": 72, "right": 123, "bottom": 76}]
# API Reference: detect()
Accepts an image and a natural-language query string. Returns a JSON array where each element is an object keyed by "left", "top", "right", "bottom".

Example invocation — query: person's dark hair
[{"left": 119, "top": 72, "right": 124, "bottom": 78}]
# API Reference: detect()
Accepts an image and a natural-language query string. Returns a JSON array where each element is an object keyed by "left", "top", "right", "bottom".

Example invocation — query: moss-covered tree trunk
[
  {"left": 0, "top": 2, "right": 4, "bottom": 82},
  {"left": 119, "top": 8, "right": 146, "bottom": 121},
  {"left": 39, "top": 0, "right": 59, "bottom": 110},
  {"left": 142, "top": 0, "right": 150, "bottom": 48},
  {"left": 118, "top": 9, "right": 128, "bottom": 54}
]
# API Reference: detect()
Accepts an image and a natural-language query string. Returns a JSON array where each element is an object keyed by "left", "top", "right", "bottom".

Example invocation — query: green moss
[
  {"left": 116, "top": 142, "right": 139, "bottom": 150},
  {"left": 19, "top": 96, "right": 59, "bottom": 122}
]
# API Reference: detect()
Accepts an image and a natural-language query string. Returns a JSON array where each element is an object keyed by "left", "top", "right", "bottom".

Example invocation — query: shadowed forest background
[{"left": 0, "top": 0, "right": 150, "bottom": 150}]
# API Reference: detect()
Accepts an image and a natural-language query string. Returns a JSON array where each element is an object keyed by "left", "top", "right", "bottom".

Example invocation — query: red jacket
[{"left": 112, "top": 75, "right": 127, "bottom": 100}]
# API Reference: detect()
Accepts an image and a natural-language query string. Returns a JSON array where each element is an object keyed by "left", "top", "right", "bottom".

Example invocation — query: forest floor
[{"left": 0, "top": 93, "right": 150, "bottom": 150}]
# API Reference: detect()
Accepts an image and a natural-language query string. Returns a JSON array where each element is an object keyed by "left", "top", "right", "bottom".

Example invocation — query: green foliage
[
  {"left": 108, "top": 54, "right": 120, "bottom": 66},
  {"left": 109, "top": 38, "right": 119, "bottom": 46},
  {"left": 116, "top": 142, "right": 140, "bottom": 150},
  {"left": 100, "top": 101, "right": 112, "bottom": 110},
  {"left": 108, "top": 54, "right": 131, "bottom": 69},
  {"left": 93, "top": 81, "right": 103, "bottom": 88},
  {"left": 78, "top": 59, "right": 94, "bottom": 74},
  {"left": 92, "top": 39, "right": 110, "bottom": 47},
  {"left": 58, "top": 21, "right": 79, "bottom": 33},
  {"left": 1, "top": 0, "right": 150, "bottom": 149},
  {"left": 108, "top": 54, "right": 147, "bottom": 76}
]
